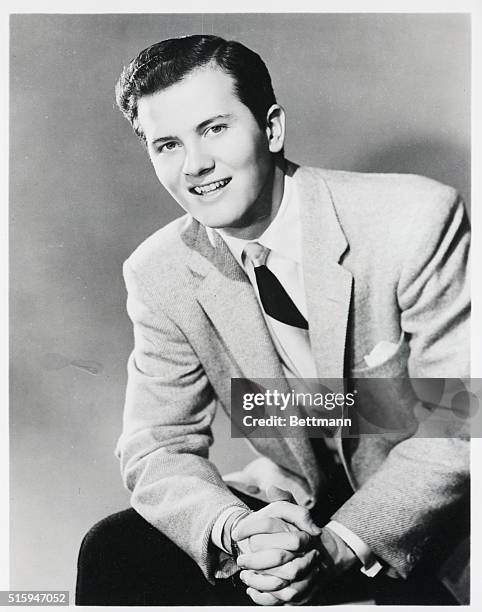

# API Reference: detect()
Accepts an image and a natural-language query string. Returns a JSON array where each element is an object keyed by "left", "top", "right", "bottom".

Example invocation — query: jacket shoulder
[
  {"left": 125, "top": 213, "right": 193, "bottom": 278},
  {"left": 304, "top": 165, "right": 457, "bottom": 201},
  {"left": 308, "top": 166, "right": 460, "bottom": 220},
  {"left": 294, "top": 165, "right": 466, "bottom": 269}
]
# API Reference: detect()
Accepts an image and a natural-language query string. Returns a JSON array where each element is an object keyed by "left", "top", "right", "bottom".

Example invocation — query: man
[{"left": 76, "top": 35, "right": 470, "bottom": 605}]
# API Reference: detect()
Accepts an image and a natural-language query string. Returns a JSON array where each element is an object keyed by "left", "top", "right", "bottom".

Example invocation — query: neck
[{"left": 220, "top": 157, "right": 286, "bottom": 240}]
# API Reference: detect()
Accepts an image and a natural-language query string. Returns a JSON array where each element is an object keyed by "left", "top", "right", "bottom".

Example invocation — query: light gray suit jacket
[{"left": 116, "top": 164, "right": 470, "bottom": 586}]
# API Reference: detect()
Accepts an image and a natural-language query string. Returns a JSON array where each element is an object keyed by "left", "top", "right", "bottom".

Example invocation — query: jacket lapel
[{"left": 295, "top": 166, "right": 353, "bottom": 379}]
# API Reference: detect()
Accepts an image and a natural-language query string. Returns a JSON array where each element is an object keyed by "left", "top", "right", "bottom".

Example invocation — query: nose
[{"left": 182, "top": 143, "right": 214, "bottom": 177}]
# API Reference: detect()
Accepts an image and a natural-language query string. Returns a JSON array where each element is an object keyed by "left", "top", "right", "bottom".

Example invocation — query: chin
[
  {"left": 197, "top": 209, "right": 246, "bottom": 230},
  {"left": 203, "top": 217, "right": 240, "bottom": 230}
]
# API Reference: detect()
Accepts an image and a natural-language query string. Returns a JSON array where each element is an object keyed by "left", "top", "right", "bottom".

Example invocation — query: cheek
[
  {"left": 223, "top": 126, "right": 268, "bottom": 169},
  {"left": 151, "top": 159, "right": 179, "bottom": 192},
  {"left": 247, "top": 139, "right": 271, "bottom": 179}
]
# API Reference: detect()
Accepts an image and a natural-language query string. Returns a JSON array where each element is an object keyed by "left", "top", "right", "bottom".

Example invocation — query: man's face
[{"left": 137, "top": 66, "right": 279, "bottom": 232}]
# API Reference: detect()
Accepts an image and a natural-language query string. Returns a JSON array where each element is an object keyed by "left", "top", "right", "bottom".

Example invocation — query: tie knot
[{"left": 243, "top": 242, "right": 269, "bottom": 267}]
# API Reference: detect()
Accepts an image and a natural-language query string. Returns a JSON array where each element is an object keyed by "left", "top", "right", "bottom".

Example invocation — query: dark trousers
[
  {"left": 76, "top": 507, "right": 255, "bottom": 606},
  {"left": 75, "top": 488, "right": 458, "bottom": 605}
]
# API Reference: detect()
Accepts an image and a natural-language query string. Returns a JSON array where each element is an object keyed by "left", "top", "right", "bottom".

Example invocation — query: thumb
[{"left": 266, "top": 485, "right": 295, "bottom": 503}]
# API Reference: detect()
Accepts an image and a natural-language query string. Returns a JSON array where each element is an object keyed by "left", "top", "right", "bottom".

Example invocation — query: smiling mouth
[{"left": 189, "top": 178, "right": 231, "bottom": 196}]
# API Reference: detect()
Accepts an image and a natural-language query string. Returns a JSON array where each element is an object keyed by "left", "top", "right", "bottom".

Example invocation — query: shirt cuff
[
  {"left": 326, "top": 520, "right": 383, "bottom": 577},
  {"left": 211, "top": 507, "right": 251, "bottom": 554}
]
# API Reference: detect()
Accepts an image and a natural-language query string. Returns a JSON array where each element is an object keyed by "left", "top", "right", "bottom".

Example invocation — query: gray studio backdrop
[{"left": 10, "top": 13, "right": 470, "bottom": 594}]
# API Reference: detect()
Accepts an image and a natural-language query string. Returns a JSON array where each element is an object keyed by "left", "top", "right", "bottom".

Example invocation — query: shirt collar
[{"left": 206, "top": 173, "right": 302, "bottom": 267}]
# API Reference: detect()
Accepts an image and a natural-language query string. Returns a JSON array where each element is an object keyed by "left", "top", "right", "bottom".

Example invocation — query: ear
[{"left": 265, "top": 104, "right": 286, "bottom": 153}]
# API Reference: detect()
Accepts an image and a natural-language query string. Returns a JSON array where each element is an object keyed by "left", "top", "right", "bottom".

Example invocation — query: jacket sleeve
[
  {"left": 332, "top": 188, "right": 470, "bottom": 578},
  {"left": 115, "top": 260, "right": 249, "bottom": 583}
]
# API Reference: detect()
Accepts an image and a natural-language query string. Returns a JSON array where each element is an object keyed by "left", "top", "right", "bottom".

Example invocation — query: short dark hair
[{"left": 115, "top": 34, "right": 277, "bottom": 142}]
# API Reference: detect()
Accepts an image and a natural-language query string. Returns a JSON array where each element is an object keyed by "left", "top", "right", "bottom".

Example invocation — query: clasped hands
[{"left": 229, "top": 487, "right": 356, "bottom": 605}]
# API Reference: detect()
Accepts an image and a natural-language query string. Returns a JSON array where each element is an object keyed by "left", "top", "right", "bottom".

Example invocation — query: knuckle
[
  {"left": 261, "top": 576, "right": 284, "bottom": 590},
  {"left": 279, "top": 549, "right": 291, "bottom": 564},
  {"left": 261, "top": 593, "right": 279, "bottom": 606},
  {"left": 247, "top": 535, "right": 261, "bottom": 552},
  {"left": 287, "top": 533, "right": 301, "bottom": 549},
  {"left": 285, "top": 557, "right": 306, "bottom": 580},
  {"left": 284, "top": 566, "right": 297, "bottom": 581},
  {"left": 278, "top": 587, "right": 297, "bottom": 602},
  {"left": 295, "top": 532, "right": 309, "bottom": 549},
  {"left": 250, "top": 593, "right": 263, "bottom": 605},
  {"left": 272, "top": 577, "right": 286, "bottom": 590}
]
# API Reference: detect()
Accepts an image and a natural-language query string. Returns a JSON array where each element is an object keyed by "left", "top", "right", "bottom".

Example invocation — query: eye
[
  {"left": 206, "top": 124, "right": 227, "bottom": 136},
  {"left": 157, "top": 141, "right": 180, "bottom": 154}
]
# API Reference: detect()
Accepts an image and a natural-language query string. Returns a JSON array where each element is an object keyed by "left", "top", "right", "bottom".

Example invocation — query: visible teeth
[{"left": 193, "top": 179, "right": 229, "bottom": 195}]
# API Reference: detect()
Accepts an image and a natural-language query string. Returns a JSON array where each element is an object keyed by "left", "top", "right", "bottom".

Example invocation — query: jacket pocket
[{"left": 351, "top": 332, "right": 409, "bottom": 378}]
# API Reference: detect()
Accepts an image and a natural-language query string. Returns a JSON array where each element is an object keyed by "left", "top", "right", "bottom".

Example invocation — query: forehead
[{"left": 137, "top": 66, "right": 247, "bottom": 139}]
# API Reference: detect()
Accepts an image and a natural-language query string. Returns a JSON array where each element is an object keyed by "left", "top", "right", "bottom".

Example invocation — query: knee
[
  {"left": 76, "top": 509, "right": 147, "bottom": 605},
  {"left": 78, "top": 509, "right": 138, "bottom": 564},
  {"left": 78, "top": 507, "right": 178, "bottom": 569},
  {"left": 76, "top": 509, "right": 200, "bottom": 605}
]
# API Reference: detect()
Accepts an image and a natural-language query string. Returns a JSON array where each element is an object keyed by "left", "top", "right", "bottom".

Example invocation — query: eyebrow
[{"left": 151, "top": 114, "right": 234, "bottom": 146}]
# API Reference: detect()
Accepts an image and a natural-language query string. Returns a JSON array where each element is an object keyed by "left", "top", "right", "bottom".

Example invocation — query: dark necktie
[{"left": 243, "top": 242, "right": 308, "bottom": 330}]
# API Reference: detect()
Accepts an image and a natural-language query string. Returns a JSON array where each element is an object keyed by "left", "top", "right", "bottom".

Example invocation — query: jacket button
[{"left": 407, "top": 549, "right": 421, "bottom": 564}]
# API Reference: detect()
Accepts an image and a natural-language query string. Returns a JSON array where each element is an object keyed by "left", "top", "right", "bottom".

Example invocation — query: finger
[
  {"left": 258, "top": 501, "right": 321, "bottom": 536},
  {"left": 267, "top": 480, "right": 313, "bottom": 508},
  {"left": 266, "top": 485, "right": 295, "bottom": 503},
  {"left": 269, "top": 572, "right": 317, "bottom": 604},
  {"left": 246, "top": 587, "right": 282, "bottom": 606},
  {"left": 286, "top": 581, "right": 321, "bottom": 606},
  {"left": 232, "top": 516, "right": 295, "bottom": 541},
  {"left": 265, "top": 548, "right": 319, "bottom": 582},
  {"left": 248, "top": 531, "right": 312, "bottom": 553},
  {"left": 237, "top": 548, "right": 296, "bottom": 571},
  {"left": 240, "top": 570, "right": 287, "bottom": 592}
]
